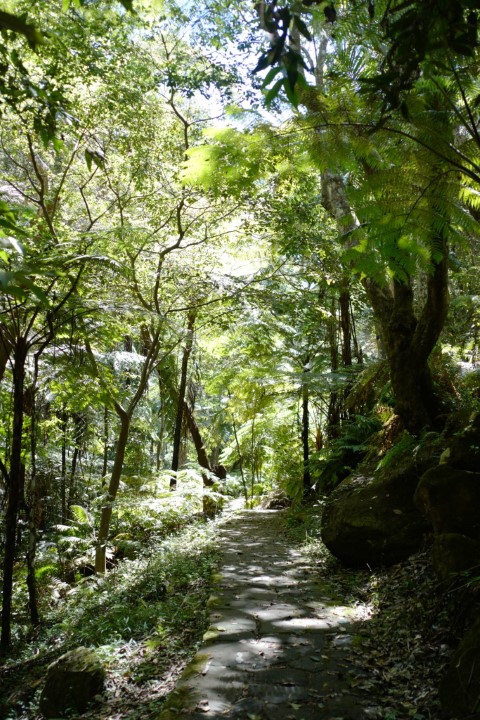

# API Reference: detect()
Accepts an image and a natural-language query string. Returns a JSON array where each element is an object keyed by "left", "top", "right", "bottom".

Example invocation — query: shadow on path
[{"left": 159, "top": 509, "right": 376, "bottom": 720}]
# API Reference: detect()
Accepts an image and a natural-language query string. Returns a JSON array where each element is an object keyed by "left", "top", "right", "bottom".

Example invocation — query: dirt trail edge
[{"left": 158, "top": 509, "right": 378, "bottom": 720}]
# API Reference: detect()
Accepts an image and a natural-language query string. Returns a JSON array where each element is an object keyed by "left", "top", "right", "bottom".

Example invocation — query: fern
[
  {"left": 70, "top": 505, "right": 93, "bottom": 526},
  {"left": 375, "top": 431, "right": 417, "bottom": 473}
]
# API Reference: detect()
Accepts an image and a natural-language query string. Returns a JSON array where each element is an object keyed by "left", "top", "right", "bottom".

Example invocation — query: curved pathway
[{"left": 159, "top": 509, "right": 376, "bottom": 720}]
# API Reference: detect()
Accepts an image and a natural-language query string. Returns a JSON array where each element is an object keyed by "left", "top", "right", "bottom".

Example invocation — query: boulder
[
  {"left": 39, "top": 647, "right": 105, "bottom": 718},
  {"left": 440, "top": 411, "right": 480, "bottom": 472},
  {"left": 414, "top": 466, "right": 480, "bottom": 538},
  {"left": 321, "top": 463, "right": 430, "bottom": 567},
  {"left": 431, "top": 533, "right": 480, "bottom": 582},
  {"left": 440, "top": 616, "right": 480, "bottom": 718}
]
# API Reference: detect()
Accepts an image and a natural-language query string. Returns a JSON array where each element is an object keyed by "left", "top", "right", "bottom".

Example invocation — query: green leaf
[
  {"left": 119, "top": 0, "right": 135, "bottom": 11},
  {"left": 283, "top": 78, "right": 299, "bottom": 107},
  {"left": 85, "top": 149, "right": 93, "bottom": 172},
  {"left": 265, "top": 78, "right": 284, "bottom": 105},
  {"left": 254, "top": 52, "right": 272, "bottom": 74},
  {"left": 70, "top": 505, "right": 92, "bottom": 525},
  {"left": 261, "top": 66, "right": 282, "bottom": 88},
  {"left": 293, "top": 15, "right": 312, "bottom": 42},
  {"left": 17, "top": 275, "right": 49, "bottom": 305},
  {"left": 85, "top": 149, "right": 105, "bottom": 171}
]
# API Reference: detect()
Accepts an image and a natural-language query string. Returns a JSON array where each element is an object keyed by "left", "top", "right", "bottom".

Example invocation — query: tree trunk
[
  {"left": 339, "top": 287, "right": 352, "bottom": 367},
  {"left": 25, "top": 507, "right": 40, "bottom": 627},
  {"left": 67, "top": 413, "right": 83, "bottom": 506},
  {"left": 25, "top": 378, "right": 40, "bottom": 628},
  {"left": 171, "top": 312, "right": 195, "bottom": 488},
  {"left": 95, "top": 408, "right": 130, "bottom": 574},
  {"left": 301, "top": 362, "right": 312, "bottom": 497},
  {"left": 320, "top": 164, "right": 450, "bottom": 434},
  {"left": 183, "top": 400, "right": 214, "bottom": 484},
  {"left": 231, "top": 414, "right": 248, "bottom": 506},
  {"left": 1, "top": 339, "right": 27, "bottom": 653},
  {"left": 60, "top": 409, "right": 67, "bottom": 523},
  {"left": 101, "top": 406, "right": 109, "bottom": 478},
  {"left": 381, "top": 254, "right": 449, "bottom": 432},
  {"left": 326, "top": 297, "right": 341, "bottom": 438},
  {"left": 298, "top": 43, "right": 450, "bottom": 435}
]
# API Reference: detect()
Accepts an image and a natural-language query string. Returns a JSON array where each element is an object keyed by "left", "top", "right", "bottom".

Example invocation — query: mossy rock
[
  {"left": 440, "top": 616, "right": 480, "bottom": 718},
  {"left": 440, "top": 411, "right": 480, "bottom": 472},
  {"left": 414, "top": 466, "right": 480, "bottom": 538},
  {"left": 39, "top": 647, "right": 105, "bottom": 718},
  {"left": 432, "top": 533, "right": 480, "bottom": 582},
  {"left": 321, "top": 456, "right": 429, "bottom": 567}
]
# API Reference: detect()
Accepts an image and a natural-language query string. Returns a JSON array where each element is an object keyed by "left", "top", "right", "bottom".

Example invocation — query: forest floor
[{"left": 1, "top": 502, "right": 456, "bottom": 720}]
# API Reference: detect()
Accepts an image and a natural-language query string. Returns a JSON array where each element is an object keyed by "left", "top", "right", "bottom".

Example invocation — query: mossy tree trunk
[{"left": 368, "top": 251, "right": 449, "bottom": 432}]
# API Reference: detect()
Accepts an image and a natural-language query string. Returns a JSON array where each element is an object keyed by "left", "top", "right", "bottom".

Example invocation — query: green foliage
[
  {"left": 47, "top": 521, "right": 217, "bottom": 646},
  {"left": 375, "top": 431, "right": 417, "bottom": 473},
  {"left": 183, "top": 124, "right": 275, "bottom": 195},
  {"left": 52, "top": 507, "right": 95, "bottom": 580},
  {"left": 456, "top": 368, "right": 480, "bottom": 415},
  {"left": 312, "top": 414, "right": 383, "bottom": 494},
  {"left": 283, "top": 502, "right": 323, "bottom": 544},
  {"left": 345, "top": 361, "right": 391, "bottom": 415}
]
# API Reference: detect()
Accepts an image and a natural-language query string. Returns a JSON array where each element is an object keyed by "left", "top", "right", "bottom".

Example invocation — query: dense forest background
[{"left": 1, "top": 1, "right": 480, "bottom": 718}]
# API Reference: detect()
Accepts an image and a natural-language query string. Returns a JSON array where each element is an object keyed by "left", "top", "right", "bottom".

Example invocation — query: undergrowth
[{"left": 1, "top": 520, "right": 219, "bottom": 720}]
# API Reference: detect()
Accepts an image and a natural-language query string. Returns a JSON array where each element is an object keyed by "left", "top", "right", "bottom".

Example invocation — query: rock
[
  {"left": 39, "top": 647, "right": 105, "bottom": 718},
  {"left": 414, "top": 466, "right": 480, "bottom": 538},
  {"left": 440, "top": 616, "right": 480, "bottom": 718},
  {"left": 431, "top": 533, "right": 480, "bottom": 582},
  {"left": 321, "top": 462, "right": 429, "bottom": 567},
  {"left": 440, "top": 411, "right": 480, "bottom": 472}
]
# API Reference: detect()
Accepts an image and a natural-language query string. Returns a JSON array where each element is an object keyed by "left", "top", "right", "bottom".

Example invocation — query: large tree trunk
[
  {"left": 381, "top": 254, "right": 448, "bottom": 431},
  {"left": 1, "top": 339, "right": 27, "bottom": 653},
  {"left": 339, "top": 287, "right": 352, "bottom": 367},
  {"left": 320, "top": 165, "right": 449, "bottom": 434},
  {"left": 298, "top": 36, "right": 451, "bottom": 435},
  {"left": 171, "top": 312, "right": 195, "bottom": 489},
  {"left": 101, "top": 406, "right": 109, "bottom": 478}
]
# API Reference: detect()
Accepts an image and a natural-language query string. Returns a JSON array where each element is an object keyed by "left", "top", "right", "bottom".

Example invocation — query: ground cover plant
[{"left": 1, "top": 510, "right": 219, "bottom": 720}]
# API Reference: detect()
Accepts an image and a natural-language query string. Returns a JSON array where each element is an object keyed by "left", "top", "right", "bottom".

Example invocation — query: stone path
[{"left": 159, "top": 509, "right": 375, "bottom": 720}]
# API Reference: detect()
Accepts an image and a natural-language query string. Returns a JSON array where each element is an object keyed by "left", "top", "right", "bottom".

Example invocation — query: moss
[
  {"left": 158, "top": 654, "right": 212, "bottom": 718},
  {"left": 206, "top": 595, "right": 221, "bottom": 608},
  {"left": 157, "top": 685, "right": 198, "bottom": 719},
  {"left": 180, "top": 652, "right": 211, "bottom": 680},
  {"left": 202, "top": 627, "right": 220, "bottom": 642}
]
